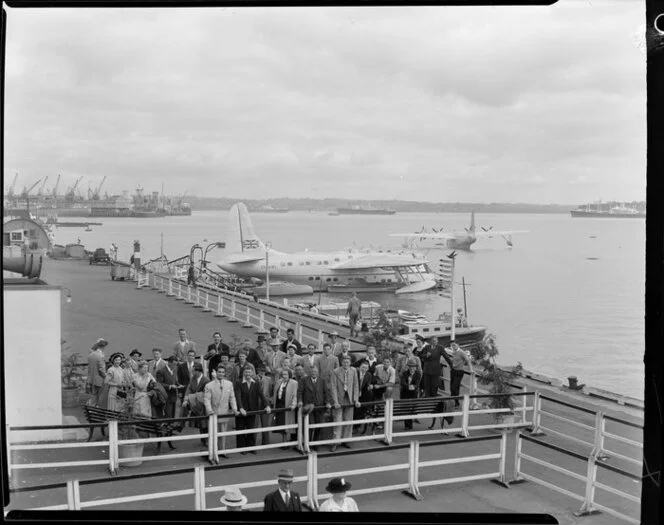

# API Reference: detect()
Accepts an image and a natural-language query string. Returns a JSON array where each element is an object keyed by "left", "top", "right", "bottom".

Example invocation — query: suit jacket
[
  {"left": 400, "top": 369, "right": 422, "bottom": 394},
  {"left": 235, "top": 379, "right": 269, "bottom": 413},
  {"left": 172, "top": 340, "right": 196, "bottom": 361},
  {"left": 357, "top": 370, "right": 375, "bottom": 403},
  {"left": 258, "top": 375, "right": 275, "bottom": 401},
  {"left": 273, "top": 379, "right": 299, "bottom": 427},
  {"left": 177, "top": 360, "right": 197, "bottom": 387},
  {"left": 186, "top": 374, "right": 210, "bottom": 396},
  {"left": 298, "top": 376, "right": 328, "bottom": 408},
  {"left": 421, "top": 346, "right": 443, "bottom": 376},
  {"left": 86, "top": 350, "right": 106, "bottom": 387},
  {"left": 280, "top": 338, "right": 302, "bottom": 355},
  {"left": 204, "top": 378, "right": 238, "bottom": 416},
  {"left": 330, "top": 366, "right": 360, "bottom": 406},
  {"left": 207, "top": 342, "right": 230, "bottom": 354},
  {"left": 338, "top": 352, "right": 357, "bottom": 367},
  {"left": 247, "top": 347, "right": 267, "bottom": 370},
  {"left": 234, "top": 362, "right": 256, "bottom": 386},
  {"left": 263, "top": 489, "right": 303, "bottom": 512},
  {"left": 299, "top": 354, "right": 317, "bottom": 376},
  {"left": 156, "top": 366, "right": 181, "bottom": 403},
  {"left": 264, "top": 350, "right": 287, "bottom": 374},
  {"left": 317, "top": 354, "right": 339, "bottom": 384},
  {"left": 356, "top": 356, "right": 378, "bottom": 375},
  {"left": 148, "top": 358, "right": 167, "bottom": 377}
]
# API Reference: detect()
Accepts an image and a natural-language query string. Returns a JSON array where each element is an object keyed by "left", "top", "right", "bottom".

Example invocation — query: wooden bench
[
  {"left": 83, "top": 405, "right": 180, "bottom": 453},
  {"left": 371, "top": 397, "right": 456, "bottom": 430}
]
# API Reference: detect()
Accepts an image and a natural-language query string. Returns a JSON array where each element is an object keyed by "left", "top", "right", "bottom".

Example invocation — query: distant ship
[
  {"left": 336, "top": 205, "right": 396, "bottom": 215},
  {"left": 570, "top": 201, "right": 645, "bottom": 219},
  {"left": 251, "top": 205, "right": 289, "bottom": 213}
]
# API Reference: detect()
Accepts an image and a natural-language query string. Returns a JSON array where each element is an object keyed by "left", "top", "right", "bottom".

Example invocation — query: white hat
[{"left": 220, "top": 486, "right": 247, "bottom": 507}]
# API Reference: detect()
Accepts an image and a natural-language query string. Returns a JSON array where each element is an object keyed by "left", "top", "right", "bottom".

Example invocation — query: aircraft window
[
  {"left": 287, "top": 262, "right": 293, "bottom": 266},
  {"left": 326, "top": 278, "right": 331, "bottom": 282},
  {"left": 334, "top": 258, "right": 340, "bottom": 262},
  {"left": 333, "top": 278, "right": 338, "bottom": 282},
  {"left": 423, "top": 328, "right": 429, "bottom": 332},
  {"left": 434, "top": 327, "right": 441, "bottom": 332},
  {"left": 412, "top": 329, "right": 419, "bottom": 333},
  {"left": 280, "top": 262, "right": 286, "bottom": 267},
  {"left": 315, "top": 277, "right": 320, "bottom": 280},
  {"left": 299, "top": 261, "right": 304, "bottom": 266},
  {"left": 306, "top": 261, "right": 311, "bottom": 266},
  {"left": 387, "top": 279, "right": 392, "bottom": 283},
  {"left": 317, "top": 261, "right": 322, "bottom": 265},
  {"left": 308, "top": 277, "right": 314, "bottom": 281},
  {"left": 324, "top": 261, "right": 329, "bottom": 265}
]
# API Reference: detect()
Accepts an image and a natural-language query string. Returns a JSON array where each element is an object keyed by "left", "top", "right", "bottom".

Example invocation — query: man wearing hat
[
  {"left": 280, "top": 328, "right": 302, "bottom": 356},
  {"left": 182, "top": 362, "right": 211, "bottom": 447},
  {"left": 319, "top": 477, "right": 359, "bottom": 512},
  {"left": 220, "top": 487, "right": 248, "bottom": 511},
  {"left": 86, "top": 339, "right": 108, "bottom": 407},
  {"left": 247, "top": 335, "right": 268, "bottom": 370},
  {"left": 263, "top": 469, "right": 303, "bottom": 512},
  {"left": 328, "top": 331, "right": 342, "bottom": 356},
  {"left": 264, "top": 340, "right": 287, "bottom": 375},
  {"left": 127, "top": 349, "right": 142, "bottom": 373},
  {"left": 156, "top": 356, "right": 184, "bottom": 419}
]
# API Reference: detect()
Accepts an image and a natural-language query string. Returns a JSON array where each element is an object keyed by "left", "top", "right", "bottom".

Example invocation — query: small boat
[
  {"left": 85, "top": 226, "right": 93, "bottom": 232},
  {"left": 395, "top": 279, "right": 437, "bottom": 295}
]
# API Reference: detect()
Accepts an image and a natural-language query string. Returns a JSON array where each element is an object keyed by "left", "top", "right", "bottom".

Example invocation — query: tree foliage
[{"left": 474, "top": 333, "right": 524, "bottom": 412}]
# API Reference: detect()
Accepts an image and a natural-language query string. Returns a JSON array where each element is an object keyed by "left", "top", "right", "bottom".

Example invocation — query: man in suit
[
  {"left": 204, "top": 331, "right": 229, "bottom": 379},
  {"left": 355, "top": 361, "right": 375, "bottom": 434},
  {"left": 297, "top": 366, "right": 330, "bottom": 447},
  {"left": 337, "top": 341, "right": 357, "bottom": 367},
  {"left": 148, "top": 348, "right": 167, "bottom": 376},
  {"left": 234, "top": 351, "right": 255, "bottom": 386},
  {"left": 328, "top": 331, "right": 343, "bottom": 356},
  {"left": 204, "top": 363, "right": 238, "bottom": 457},
  {"left": 172, "top": 328, "right": 196, "bottom": 363},
  {"left": 356, "top": 345, "right": 379, "bottom": 374},
  {"left": 329, "top": 355, "right": 360, "bottom": 451},
  {"left": 280, "top": 328, "right": 302, "bottom": 356},
  {"left": 263, "top": 469, "right": 303, "bottom": 512},
  {"left": 177, "top": 349, "right": 197, "bottom": 396},
  {"left": 301, "top": 344, "right": 318, "bottom": 377},
  {"left": 318, "top": 343, "right": 339, "bottom": 387},
  {"left": 247, "top": 335, "right": 268, "bottom": 370},
  {"left": 156, "top": 356, "right": 183, "bottom": 419},
  {"left": 86, "top": 339, "right": 108, "bottom": 406},
  {"left": 256, "top": 366, "right": 274, "bottom": 445},
  {"left": 181, "top": 363, "right": 211, "bottom": 446},
  {"left": 265, "top": 340, "right": 287, "bottom": 376},
  {"left": 267, "top": 326, "right": 282, "bottom": 348},
  {"left": 235, "top": 367, "right": 271, "bottom": 452},
  {"left": 421, "top": 336, "right": 444, "bottom": 398},
  {"left": 400, "top": 358, "right": 422, "bottom": 430}
]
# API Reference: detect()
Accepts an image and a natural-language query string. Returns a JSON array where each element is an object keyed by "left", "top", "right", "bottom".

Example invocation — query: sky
[{"left": 4, "top": 2, "right": 646, "bottom": 204}]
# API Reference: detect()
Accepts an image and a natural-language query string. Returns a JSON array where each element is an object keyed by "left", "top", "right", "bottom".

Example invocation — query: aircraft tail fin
[
  {"left": 470, "top": 211, "right": 476, "bottom": 233},
  {"left": 226, "top": 203, "right": 267, "bottom": 254}
]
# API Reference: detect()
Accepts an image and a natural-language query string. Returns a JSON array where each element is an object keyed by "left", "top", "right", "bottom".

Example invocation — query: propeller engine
[{"left": 481, "top": 226, "right": 493, "bottom": 232}]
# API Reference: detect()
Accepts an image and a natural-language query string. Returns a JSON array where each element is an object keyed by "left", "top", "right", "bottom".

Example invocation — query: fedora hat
[
  {"left": 326, "top": 477, "right": 351, "bottom": 493},
  {"left": 269, "top": 339, "right": 281, "bottom": 346},
  {"left": 129, "top": 349, "right": 142, "bottom": 358},
  {"left": 277, "top": 468, "right": 294, "bottom": 481},
  {"left": 220, "top": 487, "right": 247, "bottom": 507},
  {"left": 329, "top": 331, "right": 339, "bottom": 337}
]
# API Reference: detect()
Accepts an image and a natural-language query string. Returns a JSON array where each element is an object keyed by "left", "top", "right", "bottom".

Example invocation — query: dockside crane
[
  {"left": 92, "top": 176, "right": 106, "bottom": 200},
  {"left": 6, "top": 173, "right": 19, "bottom": 197},
  {"left": 51, "top": 174, "right": 61, "bottom": 198},
  {"left": 21, "top": 179, "right": 42, "bottom": 198},
  {"left": 65, "top": 176, "right": 84, "bottom": 200},
  {"left": 37, "top": 176, "right": 49, "bottom": 197}
]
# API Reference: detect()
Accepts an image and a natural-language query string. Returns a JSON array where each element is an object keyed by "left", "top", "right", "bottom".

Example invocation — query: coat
[
  {"left": 172, "top": 340, "right": 196, "bottom": 362},
  {"left": 317, "top": 354, "right": 339, "bottom": 384},
  {"left": 263, "top": 489, "right": 303, "bottom": 512},
  {"left": 156, "top": 365, "right": 181, "bottom": 404},
  {"left": 204, "top": 378, "right": 238, "bottom": 417},
  {"left": 86, "top": 350, "right": 106, "bottom": 388},
  {"left": 264, "top": 350, "right": 287, "bottom": 374},
  {"left": 148, "top": 358, "right": 167, "bottom": 377},
  {"left": 298, "top": 375, "right": 329, "bottom": 409},
  {"left": 300, "top": 354, "right": 319, "bottom": 377},
  {"left": 235, "top": 379, "right": 270, "bottom": 413},
  {"left": 272, "top": 378, "right": 298, "bottom": 427},
  {"left": 186, "top": 374, "right": 210, "bottom": 396},
  {"left": 330, "top": 366, "right": 360, "bottom": 406},
  {"left": 400, "top": 369, "right": 422, "bottom": 396},
  {"left": 357, "top": 370, "right": 375, "bottom": 404},
  {"left": 177, "top": 360, "right": 196, "bottom": 387},
  {"left": 280, "top": 337, "right": 303, "bottom": 355},
  {"left": 421, "top": 346, "right": 444, "bottom": 377}
]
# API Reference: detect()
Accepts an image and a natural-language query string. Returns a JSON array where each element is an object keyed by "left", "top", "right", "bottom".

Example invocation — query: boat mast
[
  {"left": 462, "top": 276, "right": 468, "bottom": 326},
  {"left": 450, "top": 254, "right": 456, "bottom": 342},
  {"left": 265, "top": 244, "right": 270, "bottom": 302}
]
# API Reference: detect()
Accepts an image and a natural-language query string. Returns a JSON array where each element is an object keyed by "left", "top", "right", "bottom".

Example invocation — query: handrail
[{"left": 539, "top": 394, "right": 596, "bottom": 415}]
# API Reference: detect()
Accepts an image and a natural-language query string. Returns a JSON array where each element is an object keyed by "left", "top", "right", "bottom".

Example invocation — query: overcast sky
[{"left": 4, "top": 3, "right": 645, "bottom": 204}]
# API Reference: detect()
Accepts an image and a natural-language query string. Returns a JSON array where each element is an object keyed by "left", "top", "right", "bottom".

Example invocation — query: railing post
[
  {"left": 510, "top": 430, "right": 526, "bottom": 484},
  {"left": 297, "top": 407, "right": 308, "bottom": 454},
  {"left": 520, "top": 386, "right": 528, "bottom": 424},
  {"left": 259, "top": 310, "right": 265, "bottom": 330},
  {"left": 468, "top": 372, "right": 481, "bottom": 410},
  {"left": 66, "top": 479, "right": 82, "bottom": 510},
  {"left": 194, "top": 465, "right": 207, "bottom": 510},
  {"left": 296, "top": 323, "right": 303, "bottom": 344},
  {"left": 593, "top": 411, "right": 609, "bottom": 461},
  {"left": 229, "top": 300, "right": 238, "bottom": 322},
  {"left": 457, "top": 395, "right": 470, "bottom": 438},
  {"left": 243, "top": 304, "right": 253, "bottom": 328},
  {"left": 167, "top": 279, "right": 174, "bottom": 297},
  {"left": 575, "top": 453, "right": 601, "bottom": 517},
  {"left": 318, "top": 330, "right": 324, "bottom": 347},
  {"left": 185, "top": 286, "right": 194, "bottom": 304},
  {"left": 6, "top": 424, "right": 12, "bottom": 485},
  {"left": 383, "top": 398, "right": 394, "bottom": 445},
  {"left": 491, "top": 430, "right": 510, "bottom": 488},
  {"left": 209, "top": 414, "right": 218, "bottom": 464},
  {"left": 275, "top": 314, "right": 281, "bottom": 331},
  {"left": 303, "top": 412, "right": 310, "bottom": 453},
  {"left": 530, "top": 391, "right": 544, "bottom": 436},
  {"left": 108, "top": 420, "right": 119, "bottom": 475},
  {"left": 307, "top": 451, "right": 319, "bottom": 510},
  {"left": 203, "top": 291, "right": 211, "bottom": 312},
  {"left": 193, "top": 288, "right": 203, "bottom": 308},
  {"left": 215, "top": 295, "right": 224, "bottom": 317},
  {"left": 405, "top": 440, "right": 422, "bottom": 500}
]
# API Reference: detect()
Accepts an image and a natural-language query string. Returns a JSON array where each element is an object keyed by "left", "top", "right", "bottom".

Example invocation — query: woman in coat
[
  {"left": 133, "top": 361, "right": 155, "bottom": 417},
  {"left": 101, "top": 353, "right": 128, "bottom": 411},
  {"left": 272, "top": 369, "right": 298, "bottom": 445}
]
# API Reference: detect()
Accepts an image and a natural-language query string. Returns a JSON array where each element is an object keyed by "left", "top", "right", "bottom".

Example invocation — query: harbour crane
[
  {"left": 65, "top": 176, "right": 83, "bottom": 200},
  {"left": 92, "top": 176, "right": 106, "bottom": 200},
  {"left": 7, "top": 173, "right": 19, "bottom": 197},
  {"left": 37, "top": 176, "right": 49, "bottom": 197},
  {"left": 22, "top": 179, "right": 42, "bottom": 197},
  {"left": 51, "top": 174, "right": 61, "bottom": 198}
]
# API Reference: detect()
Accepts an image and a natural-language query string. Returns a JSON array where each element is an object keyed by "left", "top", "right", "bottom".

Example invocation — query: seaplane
[
  {"left": 390, "top": 212, "right": 529, "bottom": 250},
  {"left": 216, "top": 203, "right": 438, "bottom": 294}
]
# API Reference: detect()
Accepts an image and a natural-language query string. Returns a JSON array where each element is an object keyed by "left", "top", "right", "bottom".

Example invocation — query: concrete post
[
  {"left": 405, "top": 441, "right": 423, "bottom": 500},
  {"left": 108, "top": 420, "right": 119, "bottom": 475},
  {"left": 194, "top": 465, "right": 207, "bottom": 510},
  {"left": 66, "top": 479, "right": 82, "bottom": 510}
]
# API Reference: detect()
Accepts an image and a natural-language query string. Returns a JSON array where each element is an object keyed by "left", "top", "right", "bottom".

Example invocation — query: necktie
[
  {"left": 285, "top": 492, "right": 290, "bottom": 508},
  {"left": 344, "top": 370, "right": 348, "bottom": 392},
  {"left": 313, "top": 378, "right": 316, "bottom": 384}
]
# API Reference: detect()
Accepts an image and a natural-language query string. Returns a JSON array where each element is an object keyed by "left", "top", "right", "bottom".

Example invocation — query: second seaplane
[{"left": 216, "top": 203, "right": 438, "bottom": 294}]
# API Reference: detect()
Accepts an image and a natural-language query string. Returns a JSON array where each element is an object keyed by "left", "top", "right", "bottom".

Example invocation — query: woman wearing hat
[
  {"left": 319, "top": 477, "right": 359, "bottom": 512},
  {"left": 98, "top": 352, "right": 129, "bottom": 411},
  {"left": 272, "top": 369, "right": 298, "bottom": 446},
  {"left": 132, "top": 361, "right": 156, "bottom": 417}
]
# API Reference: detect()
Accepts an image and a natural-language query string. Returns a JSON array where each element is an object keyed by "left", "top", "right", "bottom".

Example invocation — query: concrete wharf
[{"left": 5, "top": 259, "right": 645, "bottom": 523}]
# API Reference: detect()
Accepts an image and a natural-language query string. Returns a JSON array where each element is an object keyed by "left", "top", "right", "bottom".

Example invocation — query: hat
[
  {"left": 277, "top": 468, "right": 294, "bottom": 481},
  {"left": 109, "top": 352, "right": 124, "bottom": 362},
  {"left": 269, "top": 326, "right": 279, "bottom": 332},
  {"left": 326, "top": 477, "right": 351, "bottom": 493},
  {"left": 257, "top": 335, "right": 266, "bottom": 343},
  {"left": 220, "top": 487, "right": 247, "bottom": 507},
  {"left": 287, "top": 344, "right": 297, "bottom": 351},
  {"left": 129, "top": 349, "right": 142, "bottom": 358},
  {"left": 92, "top": 338, "right": 108, "bottom": 350},
  {"left": 407, "top": 357, "right": 419, "bottom": 366},
  {"left": 457, "top": 308, "right": 463, "bottom": 313},
  {"left": 329, "top": 331, "right": 339, "bottom": 337},
  {"left": 193, "top": 362, "right": 203, "bottom": 372},
  {"left": 415, "top": 334, "right": 426, "bottom": 341},
  {"left": 269, "top": 340, "right": 281, "bottom": 346}
]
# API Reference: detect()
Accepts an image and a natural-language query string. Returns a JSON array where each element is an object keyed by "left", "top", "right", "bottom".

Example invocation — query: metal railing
[{"left": 23, "top": 433, "right": 509, "bottom": 511}]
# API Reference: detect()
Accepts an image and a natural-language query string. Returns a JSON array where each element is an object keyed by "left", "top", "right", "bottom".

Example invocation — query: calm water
[{"left": 55, "top": 210, "right": 645, "bottom": 399}]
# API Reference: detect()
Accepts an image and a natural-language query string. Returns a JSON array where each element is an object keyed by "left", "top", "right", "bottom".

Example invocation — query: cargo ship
[
  {"left": 336, "top": 205, "right": 396, "bottom": 215},
  {"left": 570, "top": 201, "right": 645, "bottom": 218}
]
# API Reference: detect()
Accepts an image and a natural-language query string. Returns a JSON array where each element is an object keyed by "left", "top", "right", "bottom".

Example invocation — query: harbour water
[{"left": 54, "top": 210, "right": 645, "bottom": 400}]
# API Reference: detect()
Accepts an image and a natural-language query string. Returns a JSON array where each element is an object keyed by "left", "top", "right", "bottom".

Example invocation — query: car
[{"left": 89, "top": 248, "right": 111, "bottom": 265}]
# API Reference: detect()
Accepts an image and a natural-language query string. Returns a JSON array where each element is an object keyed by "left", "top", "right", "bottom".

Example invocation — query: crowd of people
[{"left": 84, "top": 325, "right": 474, "bottom": 453}]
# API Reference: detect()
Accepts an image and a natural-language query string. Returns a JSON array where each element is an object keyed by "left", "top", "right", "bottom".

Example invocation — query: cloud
[{"left": 3, "top": 3, "right": 646, "bottom": 204}]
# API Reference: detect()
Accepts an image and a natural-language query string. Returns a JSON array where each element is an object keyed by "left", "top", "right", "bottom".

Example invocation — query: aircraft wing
[
  {"left": 389, "top": 232, "right": 458, "bottom": 240},
  {"left": 473, "top": 230, "right": 529, "bottom": 238},
  {"left": 329, "top": 253, "right": 428, "bottom": 270},
  {"left": 221, "top": 251, "right": 265, "bottom": 264}
]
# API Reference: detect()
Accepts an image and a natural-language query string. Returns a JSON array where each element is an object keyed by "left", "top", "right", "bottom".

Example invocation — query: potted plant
[
  {"left": 471, "top": 333, "right": 524, "bottom": 427},
  {"left": 114, "top": 384, "right": 145, "bottom": 467},
  {"left": 61, "top": 346, "right": 85, "bottom": 408},
  {"left": 362, "top": 310, "right": 401, "bottom": 362}
]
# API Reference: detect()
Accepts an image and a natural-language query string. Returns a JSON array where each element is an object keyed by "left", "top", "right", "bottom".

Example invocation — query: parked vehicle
[{"left": 89, "top": 248, "right": 111, "bottom": 265}]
